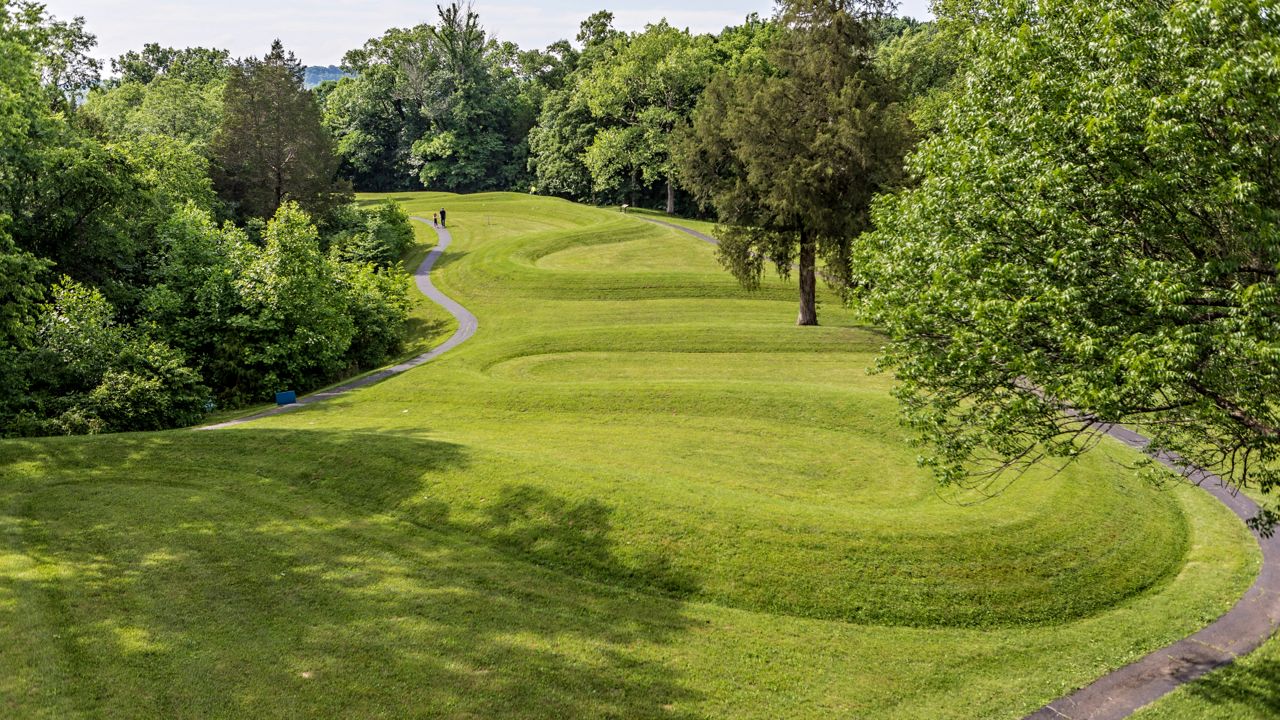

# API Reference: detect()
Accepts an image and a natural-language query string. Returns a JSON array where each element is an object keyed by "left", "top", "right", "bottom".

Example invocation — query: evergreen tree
[
  {"left": 676, "top": 0, "right": 910, "bottom": 325},
  {"left": 211, "top": 40, "right": 348, "bottom": 222}
]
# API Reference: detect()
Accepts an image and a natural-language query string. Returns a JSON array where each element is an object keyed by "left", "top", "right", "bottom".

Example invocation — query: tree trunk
[
  {"left": 797, "top": 230, "right": 818, "bottom": 326},
  {"left": 666, "top": 178, "right": 675, "bottom": 214}
]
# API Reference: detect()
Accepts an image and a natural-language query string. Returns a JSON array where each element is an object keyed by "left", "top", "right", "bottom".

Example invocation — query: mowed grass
[
  {"left": 1136, "top": 485, "right": 1280, "bottom": 720},
  {"left": 0, "top": 191, "right": 1261, "bottom": 718}
]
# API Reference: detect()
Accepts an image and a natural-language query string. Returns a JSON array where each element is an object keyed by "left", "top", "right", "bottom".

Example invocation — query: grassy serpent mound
[{"left": 0, "top": 192, "right": 1259, "bottom": 718}]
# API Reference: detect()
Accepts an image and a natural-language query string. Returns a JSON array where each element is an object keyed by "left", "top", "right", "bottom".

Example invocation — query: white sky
[{"left": 39, "top": 0, "right": 935, "bottom": 68}]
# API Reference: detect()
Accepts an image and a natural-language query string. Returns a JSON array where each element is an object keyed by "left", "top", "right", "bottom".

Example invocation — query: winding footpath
[
  {"left": 1026, "top": 423, "right": 1280, "bottom": 719},
  {"left": 200, "top": 219, "right": 476, "bottom": 430},
  {"left": 642, "top": 214, "right": 1280, "bottom": 719},
  {"left": 203, "top": 210, "right": 1279, "bottom": 717}
]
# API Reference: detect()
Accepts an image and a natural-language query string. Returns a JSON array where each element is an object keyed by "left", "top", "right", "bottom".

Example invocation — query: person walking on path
[
  {"left": 440, "top": 208, "right": 447, "bottom": 227},
  {"left": 432, "top": 212, "right": 439, "bottom": 226}
]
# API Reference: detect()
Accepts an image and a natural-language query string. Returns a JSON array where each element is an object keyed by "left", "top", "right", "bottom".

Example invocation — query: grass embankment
[{"left": 0, "top": 192, "right": 1261, "bottom": 718}]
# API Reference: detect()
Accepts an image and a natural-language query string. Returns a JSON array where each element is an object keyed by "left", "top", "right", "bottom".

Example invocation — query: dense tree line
[
  {"left": 0, "top": 0, "right": 412, "bottom": 435},
  {"left": 319, "top": 6, "right": 790, "bottom": 211},
  {"left": 322, "top": 3, "right": 547, "bottom": 192}
]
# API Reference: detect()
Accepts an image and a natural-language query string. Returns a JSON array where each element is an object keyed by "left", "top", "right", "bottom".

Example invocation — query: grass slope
[{"left": 0, "top": 191, "right": 1260, "bottom": 718}]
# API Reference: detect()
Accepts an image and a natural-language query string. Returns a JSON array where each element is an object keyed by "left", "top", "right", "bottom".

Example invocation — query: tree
[
  {"left": 854, "top": 0, "right": 1280, "bottom": 502},
  {"left": 407, "top": 3, "right": 526, "bottom": 191},
  {"left": 580, "top": 21, "right": 716, "bottom": 213},
  {"left": 111, "top": 43, "right": 230, "bottom": 85},
  {"left": 326, "top": 3, "right": 533, "bottom": 192},
  {"left": 326, "top": 200, "right": 415, "bottom": 267},
  {"left": 527, "top": 12, "right": 622, "bottom": 200},
  {"left": 10, "top": 2, "right": 101, "bottom": 110},
  {"left": 142, "top": 203, "right": 248, "bottom": 392},
  {"left": 210, "top": 40, "right": 349, "bottom": 222},
  {"left": 874, "top": 20, "right": 961, "bottom": 134},
  {"left": 321, "top": 70, "right": 407, "bottom": 190},
  {"left": 0, "top": 230, "right": 47, "bottom": 424},
  {"left": 676, "top": 0, "right": 910, "bottom": 325},
  {"left": 335, "top": 261, "right": 410, "bottom": 368},
  {"left": 234, "top": 203, "right": 357, "bottom": 395},
  {"left": 576, "top": 10, "right": 624, "bottom": 49},
  {"left": 528, "top": 87, "right": 598, "bottom": 199},
  {"left": 82, "top": 76, "right": 224, "bottom": 150},
  {"left": 23, "top": 277, "right": 208, "bottom": 435}
]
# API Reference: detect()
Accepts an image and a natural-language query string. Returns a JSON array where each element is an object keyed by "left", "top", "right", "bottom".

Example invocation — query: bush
[
  {"left": 326, "top": 200, "right": 415, "bottom": 268},
  {"left": 337, "top": 262, "right": 411, "bottom": 368},
  {"left": 19, "top": 277, "right": 211, "bottom": 435}
]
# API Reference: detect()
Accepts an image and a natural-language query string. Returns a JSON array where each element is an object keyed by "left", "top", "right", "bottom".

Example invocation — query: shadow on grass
[
  {"left": 426, "top": 248, "right": 468, "bottom": 272},
  {"left": 1177, "top": 656, "right": 1280, "bottom": 717},
  {"left": 473, "top": 484, "right": 700, "bottom": 597},
  {"left": 400, "top": 315, "right": 452, "bottom": 347},
  {"left": 0, "top": 429, "right": 702, "bottom": 718}
]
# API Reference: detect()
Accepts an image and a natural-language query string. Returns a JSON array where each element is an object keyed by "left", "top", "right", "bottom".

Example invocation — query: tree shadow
[
  {"left": 423, "top": 248, "right": 468, "bottom": 272},
  {"left": 1177, "top": 656, "right": 1280, "bottom": 717},
  {"left": 469, "top": 484, "right": 700, "bottom": 598},
  {"left": 400, "top": 315, "right": 452, "bottom": 347},
  {"left": 0, "top": 429, "right": 703, "bottom": 718}
]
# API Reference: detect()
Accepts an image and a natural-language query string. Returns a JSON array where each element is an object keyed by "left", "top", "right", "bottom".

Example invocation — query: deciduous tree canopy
[{"left": 856, "top": 0, "right": 1280, "bottom": 496}]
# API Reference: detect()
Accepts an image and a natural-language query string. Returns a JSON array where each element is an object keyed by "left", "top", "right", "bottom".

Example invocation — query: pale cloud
[{"left": 39, "top": 0, "right": 933, "bottom": 67}]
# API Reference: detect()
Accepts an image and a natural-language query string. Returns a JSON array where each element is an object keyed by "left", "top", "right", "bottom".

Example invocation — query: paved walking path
[
  {"left": 1026, "top": 423, "right": 1280, "bottom": 719},
  {"left": 201, "top": 220, "right": 476, "bottom": 430},
  {"left": 643, "top": 213, "right": 1280, "bottom": 719},
  {"left": 636, "top": 215, "right": 718, "bottom": 245}
]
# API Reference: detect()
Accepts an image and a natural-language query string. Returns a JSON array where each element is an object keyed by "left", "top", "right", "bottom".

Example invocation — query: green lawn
[{"left": 0, "top": 191, "right": 1261, "bottom": 718}]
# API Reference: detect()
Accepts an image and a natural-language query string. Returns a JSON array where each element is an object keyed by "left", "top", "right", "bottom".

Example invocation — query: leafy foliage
[
  {"left": 325, "top": 2, "right": 542, "bottom": 193},
  {"left": 579, "top": 21, "right": 717, "bottom": 212},
  {"left": 82, "top": 76, "right": 224, "bottom": 150},
  {"left": 856, "top": 0, "right": 1280, "bottom": 496},
  {"left": 145, "top": 203, "right": 408, "bottom": 406},
  {"left": 9, "top": 1, "right": 100, "bottom": 109},
  {"left": 327, "top": 200, "right": 416, "bottom": 267},
  {"left": 111, "top": 43, "right": 230, "bottom": 86},
  {"left": 528, "top": 12, "right": 778, "bottom": 212},
  {"left": 875, "top": 20, "right": 960, "bottom": 132},
  {"left": 20, "top": 277, "right": 209, "bottom": 435},
  {"left": 0, "top": 3, "right": 410, "bottom": 434}
]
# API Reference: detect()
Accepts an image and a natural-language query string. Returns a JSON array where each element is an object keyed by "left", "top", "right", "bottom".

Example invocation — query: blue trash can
[{"left": 275, "top": 391, "right": 297, "bottom": 406}]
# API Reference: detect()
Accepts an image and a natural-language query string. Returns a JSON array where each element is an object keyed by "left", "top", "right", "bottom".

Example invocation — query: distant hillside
[{"left": 304, "top": 65, "right": 354, "bottom": 89}]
